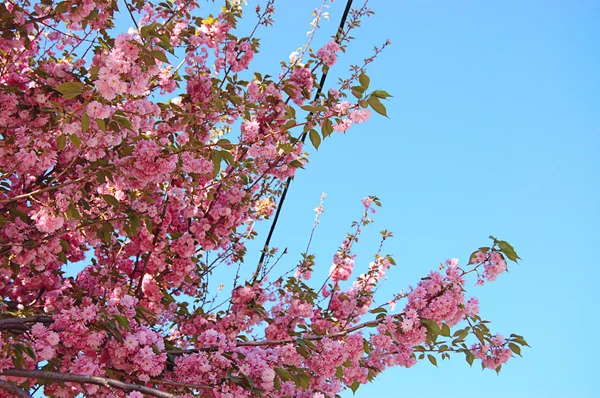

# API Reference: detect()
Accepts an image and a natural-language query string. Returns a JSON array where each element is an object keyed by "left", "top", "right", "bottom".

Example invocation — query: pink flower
[
  {"left": 349, "top": 109, "right": 371, "bottom": 123},
  {"left": 34, "top": 212, "right": 64, "bottom": 234},
  {"left": 124, "top": 334, "right": 138, "bottom": 350},
  {"left": 86, "top": 101, "right": 112, "bottom": 119},
  {"left": 361, "top": 197, "right": 374, "bottom": 209},
  {"left": 333, "top": 119, "right": 352, "bottom": 132},
  {"left": 316, "top": 40, "right": 340, "bottom": 67}
]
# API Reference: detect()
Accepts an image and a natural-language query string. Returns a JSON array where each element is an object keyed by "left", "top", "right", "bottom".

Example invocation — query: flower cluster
[
  {"left": 471, "top": 249, "right": 508, "bottom": 284},
  {"left": 316, "top": 40, "right": 341, "bottom": 67}
]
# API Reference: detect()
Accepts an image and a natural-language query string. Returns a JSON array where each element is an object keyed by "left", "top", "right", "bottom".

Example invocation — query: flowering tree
[{"left": 0, "top": 0, "right": 528, "bottom": 396}]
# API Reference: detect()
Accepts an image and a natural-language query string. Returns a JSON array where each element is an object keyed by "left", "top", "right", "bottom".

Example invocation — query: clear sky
[{"left": 240, "top": 0, "right": 599, "bottom": 397}]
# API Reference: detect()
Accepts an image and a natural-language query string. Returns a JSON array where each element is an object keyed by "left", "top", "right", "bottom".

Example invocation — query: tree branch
[
  {"left": 0, "top": 369, "right": 175, "bottom": 398},
  {"left": 0, "top": 316, "right": 53, "bottom": 332},
  {"left": 0, "top": 379, "right": 32, "bottom": 398},
  {"left": 0, "top": 171, "right": 97, "bottom": 205},
  {"left": 167, "top": 312, "right": 403, "bottom": 355}
]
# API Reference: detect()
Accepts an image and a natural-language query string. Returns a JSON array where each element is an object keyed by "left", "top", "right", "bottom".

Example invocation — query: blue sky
[{"left": 239, "top": 0, "right": 599, "bottom": 397}]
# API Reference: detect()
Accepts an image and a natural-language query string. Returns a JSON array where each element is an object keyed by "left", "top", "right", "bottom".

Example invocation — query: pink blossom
[
  {"left": 34, "top": 212, "right": 64, "bottom": 234},
  {"left": 348, "top": 109, "right": 371, "bottom": 123},
  {"left": 333, "top": 119, "right": 352, "bottom": 132},
  {"left": 86, "top": 101, "right": 113, "bottom": 119}
]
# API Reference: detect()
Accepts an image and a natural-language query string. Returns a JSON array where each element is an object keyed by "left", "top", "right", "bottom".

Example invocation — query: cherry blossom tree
[{"left": 0, "top": 0, "right": 527, "bottom": 396}]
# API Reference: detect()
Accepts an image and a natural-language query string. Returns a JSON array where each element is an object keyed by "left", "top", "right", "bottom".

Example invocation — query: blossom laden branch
[{"left": 166, "top": 315, "right": 398, "bottom": 355}]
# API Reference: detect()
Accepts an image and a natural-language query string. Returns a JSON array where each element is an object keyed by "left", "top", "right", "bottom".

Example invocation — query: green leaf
[
  {"left": 363, "top": 338, "right": 371, "bottom": 354},
  {"left": 96, "top": 118, "right": 106, "bottom": 131},
  {"left": 465, "top": 350, "right": 475, "bottom": 366},
  {"left": 289, "top": 159, "right": 304, "bottom": 169},
  {"left": 113, "top": 116, "right": 132, "bottom": 130},
  {"left": 335, "top": 366, "right": 343, "bottom": 380},
  {"left": 56, "top": 134, "right": 67, "bottom": 150},
  {"left": 359, "top": 72, "right": 370, "bottom": 89},
  {"left": 60, "top": 240, "right": 71, "bottom": 251},
  {"left": 10, "top": 208, "right": 30, "bottom": 223},
  {"left": 55, "top": 2, "right": 69, "bottom": 14},
  {"left": 322, "top": 119, "right": 333, "bottom": 138},
  {"left": 57, "top": 251, "right": 68, "bottom": 264},
  {"left": 110, "top": 314, "right": 130, "bottom": 329},
  {"left": 82, "top": 113, "right": 90, "bottom": 133},
  {"left": 69, "top": 134, "right": 81, "bottom": 148},
  {"left": 510, "top": 334, "right": 530, "bottom": 347},
  {"left": 309, "top": 129, "right": 321, "bottom": 150},
  {"left": 9, "top": 261, "right": 20, "bottom": 278},
  {"left": 498, "top": 240, "right": 521, "bottom": 262},
  {"left": 220, "top": 150, "right": 235, "bottom": 165},
  {"left": 101, "top": 222, "right": 113, "bottom": 242},
  {"left": 301, "top": 105, "right": 327, "bottom": 113},
  {"left": 509, "top": 343, "right": 521, "bottom": 356},
  {"left": 427, "top": 354, "right": 438, "bottom": 366},
  {"left": 274, "top": 368, "right": 292, "bottom": 382},
  {"left": 101, "top": 194, "right": 120, "bottom": 207},
  {"left": 297, "top": 373, "right": 310, "bottom": 390},
  {"left": 367, "top": 96, "right": 388, "bottom": 117},
  {"left": 370, "top": 307, "right": 387, "bottom": 314},
  {"left": 95, "top": 170, "right": 105, "bottom": 183},
  {"left": 12, "top": 345, "right": 25, "bottom": 368},
  {"left": 420, "top": 318, "right": 441, "bottom": 335},
  {"left": 441, "top": 323, "right": 451, "bottom": 337},
  {"left": 212, "top": 152, "right": 222, "bottom": 178},
  {"left": 349, "top": 380, "right": 360, "bottom": 394},
  {"left": 151, "top": 50, "right": 169, "bottom": 63},
  {"left": 119, "top": 145, "right": 134, "bottom": 156},
  {"left": 371, "top": 90, "right": 392, "bottom": 99},
  {"left": 65, "top": 203, "right": 81, "bottom": 220},
  {"left": 55, "top": 82, "right": 84, "bottom": 99}
]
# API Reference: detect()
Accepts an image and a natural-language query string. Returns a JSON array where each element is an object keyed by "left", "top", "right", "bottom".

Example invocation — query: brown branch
[
  {"left": 0, "top": 171, "right": 95, "bottom": 205},
  {"left": 0, "top": 12, "right": 57, "bottom": 32},
  {"left": 0, "top": 316, "right": 53, "bottom": 332},
  {"left": 148, "top": 378, "right": 212, "bottom": 391},
  {"left": 1, "top": 369, "right": 175, "bottom": 398},
  {"left": 0, "top": 379, "right": 32, "bottom": 398},
  {"left": 107, "top": 368, "right": 213, "bottom": 391},
  {"left": 167, "top": 313, "right": 403, "bottom": 355}
]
